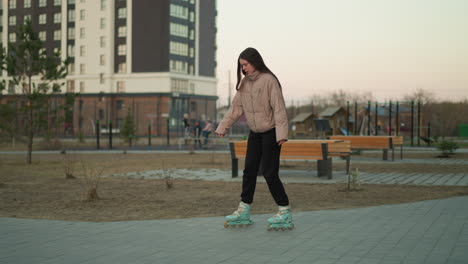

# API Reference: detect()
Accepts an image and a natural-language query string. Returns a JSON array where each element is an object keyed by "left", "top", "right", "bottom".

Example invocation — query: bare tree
[{"left": 5, "top": 20, "right": 69, "bottom": 164}]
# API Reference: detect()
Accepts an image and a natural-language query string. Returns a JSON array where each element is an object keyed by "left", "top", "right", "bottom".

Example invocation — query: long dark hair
[{"left": 236, "top": 47, "right": 282, "bottom": 90}]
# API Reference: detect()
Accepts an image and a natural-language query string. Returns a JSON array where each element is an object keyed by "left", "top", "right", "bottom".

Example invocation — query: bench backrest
[
  {"left": 230, "top": 140, "right": 328, "bottom": 160},
  {"left": 328, "top": 136, "right": 403, "bottom": 149},
  {"left": 391, "top": 136, "right": 404, "bottom": 146},
  {"left": 288, "top": 140, "right": 351, "bottom": 155}
]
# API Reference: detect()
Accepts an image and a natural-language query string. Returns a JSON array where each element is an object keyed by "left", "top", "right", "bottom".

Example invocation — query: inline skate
[
  {"left": 266, "top": 206, "right": 294, "bottom": 231},
  {"left": 224, "top": 201, "right": 254, "bottom": 228}
]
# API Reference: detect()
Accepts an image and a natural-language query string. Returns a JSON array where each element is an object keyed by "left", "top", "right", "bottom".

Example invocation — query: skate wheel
[
  {"left": 266, "top": 226, "right": 272, "bottom": 231},
  {"left": 224, "top": 221, "right": 228, "bottom": 228}
]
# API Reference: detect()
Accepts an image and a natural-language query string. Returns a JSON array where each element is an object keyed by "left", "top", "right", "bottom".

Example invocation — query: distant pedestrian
[
  {"left": 202, "top": 120, "right": 212, "bottom": 146},
  {"left": 193, "top": 121, "right": 202, "bottom": 148},
  {"left": 183, "top": 113, "right": 190, "bottom": 138}
]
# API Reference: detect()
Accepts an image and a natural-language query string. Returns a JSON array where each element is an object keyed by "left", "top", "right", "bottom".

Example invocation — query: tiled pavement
[
  {"left": 109, "top": 156, "right": 468, "bottom": 187},
  {"left": 1, "top": 196, "right": 468, "bottom": 264}
]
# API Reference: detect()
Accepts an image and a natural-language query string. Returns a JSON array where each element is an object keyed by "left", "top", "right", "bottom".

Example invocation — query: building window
[
  {"left": 171, "top": 79, "right": 188, "bottom": 93},
  {"left": 117, "top": 81, "right": 125, "bottom": 93},
  {"left": 118, "top": 44, "right": 126, "bottom": 56},
  {"left": 170, "top": 23, "right": 188, "bottom": 38},
  {"left": 100, "top": 36, "right": 105, "bottom": 47},
  {"left": 189, "top": 47, "right": 194, "bottom": 58},
  {"left": 54, "top": 0, "right": 61, "bottom": 6},
  {"left": 9, "top": 0, "right": 16, "bottom": 9},
  {"left": 190, "top": 29, "right": 195, "bottom": 40},
  {"left": 53, "top": 30, "right": 61, "bottom": 40},
  {"left": 169, "top": 41, "right": 188, "bottom": 56},
  {"left": 24, "top": 0, "right": 31, "bottom": 8},
  {"left": 67, "top": 45, "right": 75, "bottom": 57},
  {"left": 79, "top": 45, "right": 85, "bottom": 56},
  {"left": 68, "top": 0, "right": 75, "bottom": 4},
  {"left": 8, "top": 81, "right": 16, "bottom": 94},
  {"left": 118, "top": 63, "right": 126, "bottom": 73},
  {"left": 68, "top": 28, "right": 75, "bottom": 40},
  {"left": 100, "top": 55, "right": 105, "bottom": 65},
  {"left": 38, "top": 14, "right": 47, "bottom": 24},
  {"left": 9, "top": 16, "right": 16, "bottom": 26},
  {"left": 80, "top": 81, "right": 85, "bottom": 93},
  {"left": 100, "top": 18, "right": 105, "bottom": 29},
  {"left": 170, "top": 60, "right": 188, "bottom": 74},
  {"left": 67, "top": 80, "right": 75, "bottom": 93},
  {"left": 118, "top": 26, "right": 126, "bottom": 37},
  {"left": 190, "top": 11, "right": 195, "bottom": 22},
  {"left": 116, "top": 100, "right": 124, "bottom": 110},
  {"left": 39, "top": 0, "right": 47, "bottom": 7},
  {"left": 100, "top": 0, "right": 106, "bottom": 10},
  {"left": 80, "top": 64, "right": 85, "bottom": 74},
  {"left": 68, "top": 10, "right": 75, "bottom": 22},
  {"left": 54, "top": 13, "right": 61, "bottom": 24},
  {"left": 118, "top": 8, "right": 127, "bottom": 19},
  {"left": 170, "top": 4, "right": 188, "bottom": 19},
  {"left": 80, "top": 10, "right": 85, "bottom": 20},
  {"left": 68, "top": 62, "right": 75, "bottom": 74},
  {"left": 100, "top": 73, "right": 104, "bottom": 84},
  {"left": 80, "top": 28, "right": 85, "bottom": 39},
  {"left": 9, "top": 33, "right": 16, "bottom": 43},
  {"left": 39, "top": 31, "right": 47, "bottom": 41},
  {"left": 23, "top": 15, "right": 32, "bottom": 24}
]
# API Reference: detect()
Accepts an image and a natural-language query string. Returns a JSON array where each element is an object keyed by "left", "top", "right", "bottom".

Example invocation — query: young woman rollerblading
[{"left": 216, "top": 47, "right": 294, "bottom": 231}]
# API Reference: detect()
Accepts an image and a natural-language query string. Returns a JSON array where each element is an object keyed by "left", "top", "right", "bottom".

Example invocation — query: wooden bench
[
  {"left": 328, "top": 135, "right": 404, "bottom": 161},
  {"left": 229, "top": 140, "right": 344, "bottom": 179},
  {"left": 291, "top": 140, "right": 351, "bottom": 174}
]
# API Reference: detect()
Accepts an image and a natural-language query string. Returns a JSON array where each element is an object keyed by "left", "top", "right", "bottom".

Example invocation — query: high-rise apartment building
[{"left": 0, "top": 0, "right": 217, "bottom": 137}]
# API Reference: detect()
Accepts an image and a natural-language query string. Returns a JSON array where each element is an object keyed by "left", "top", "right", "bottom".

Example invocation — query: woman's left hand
[{"left": 278, "top": 140, "right": 287, "bottom": 146}]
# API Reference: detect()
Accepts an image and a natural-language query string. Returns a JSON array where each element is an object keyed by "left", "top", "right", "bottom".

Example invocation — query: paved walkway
[{"left": 1, "top": 196, "right": 468, "bottom": 264}]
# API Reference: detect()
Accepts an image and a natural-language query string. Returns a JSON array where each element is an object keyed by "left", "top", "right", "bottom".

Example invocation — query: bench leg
[
  {"left": 400, "top": 145, "right": 403, "bottom": 160},
  {"left": 392, "top": 148, "right": 395, "bottom": 161},
  {"left": 232, "top": 158, "right": 238, "bottom": 178},
  {"left": 317, "top": 159, "right": 333, "bottom": 179},
  {"left": 346, "top": 156, "right": 350, "bottom": 175},
  {"left": 383, "top": 150, "right": 388, "bottom": 161}
]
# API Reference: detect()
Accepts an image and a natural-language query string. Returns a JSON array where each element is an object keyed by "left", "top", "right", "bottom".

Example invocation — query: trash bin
[{"left": 459, "top": 124, "right": 468, "bottom": 137}]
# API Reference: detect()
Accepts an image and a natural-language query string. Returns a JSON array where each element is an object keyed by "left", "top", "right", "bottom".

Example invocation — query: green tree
[
  {"left": 121, "top": 107, "right": 136, "bottom": 147},
  {"left": 5, "top": 19, "right": 69, "bottom": 164}
]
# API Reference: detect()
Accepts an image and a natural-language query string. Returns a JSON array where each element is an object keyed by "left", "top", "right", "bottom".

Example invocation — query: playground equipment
[{"left": 346, "top": 101, "right": 429, "bottom": 146}]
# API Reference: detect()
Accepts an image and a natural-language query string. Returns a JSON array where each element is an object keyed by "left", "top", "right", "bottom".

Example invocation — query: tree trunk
[
  {"left": 27, "top": 129, "right": 33, "bottom": 164},
  {"left": 27, "top": 103, "right": 33, "bottom": 164}
]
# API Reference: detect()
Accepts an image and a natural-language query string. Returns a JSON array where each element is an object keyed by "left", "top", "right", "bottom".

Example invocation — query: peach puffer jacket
[{"left": 215, "top": 71, "right": 289, "bottom": 142}]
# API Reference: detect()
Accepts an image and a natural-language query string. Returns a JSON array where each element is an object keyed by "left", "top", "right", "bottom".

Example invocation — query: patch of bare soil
[{"left": 1, "top": 153, "right": 467, "bottom": 222}]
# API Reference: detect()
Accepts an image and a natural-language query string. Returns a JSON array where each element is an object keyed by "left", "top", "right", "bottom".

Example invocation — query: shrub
[{"left": 436, "top": 140, "right": 459, "bottom": 157}]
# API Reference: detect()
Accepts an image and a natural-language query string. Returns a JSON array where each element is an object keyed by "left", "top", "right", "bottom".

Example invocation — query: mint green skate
[
  {"left": 224, "top": 202, "right": 254, "bottom": 228},
  {"left": 266, "top": 206, "right": 294, "bottom": 231}
]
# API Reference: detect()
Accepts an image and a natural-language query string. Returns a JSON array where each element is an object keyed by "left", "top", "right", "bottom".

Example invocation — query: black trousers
[{"left": 241, "top": 128, "right": 289, "bottom": 206}]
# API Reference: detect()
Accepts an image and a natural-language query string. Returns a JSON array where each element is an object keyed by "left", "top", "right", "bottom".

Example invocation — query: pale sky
[{"left": 215, "top": 0, "right": 468, "bottom": 106}]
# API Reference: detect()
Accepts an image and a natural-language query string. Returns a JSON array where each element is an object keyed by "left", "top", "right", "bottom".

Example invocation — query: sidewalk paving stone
[{"left": 2, "top": 196, "right": 468, "bottom": 264}]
